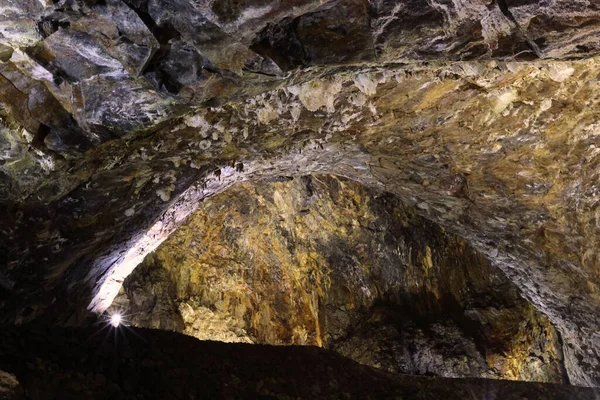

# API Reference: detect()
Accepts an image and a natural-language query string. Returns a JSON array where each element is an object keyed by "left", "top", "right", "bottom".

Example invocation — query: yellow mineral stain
[{"left": 423, "top": 246, "right": 434, "bottom": 272}]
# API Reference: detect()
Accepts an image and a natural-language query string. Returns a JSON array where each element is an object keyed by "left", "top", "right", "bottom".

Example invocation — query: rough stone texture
[
  {"left": 112, "top": 175, "right": 567, "bottom": 382},
  {"left": 0, "top": 0, "right": 600, "bottom": 389},
  {"left": 0, "top": 324, "right": 598, "bottom": 400},
  {"left": 0, "top": 370, "right": 23, "bottom": 400}
]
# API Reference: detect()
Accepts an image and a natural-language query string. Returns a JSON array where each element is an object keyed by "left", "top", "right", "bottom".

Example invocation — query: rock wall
[
  {"left": 1, "top": 0, "right": 600, "bottom": 387},
  {"left": 112, "top": 175, "right": 567, "bottom": 382}
]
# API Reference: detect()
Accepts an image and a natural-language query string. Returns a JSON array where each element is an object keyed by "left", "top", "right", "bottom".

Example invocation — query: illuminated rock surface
[
  {"left": 112, "top": 175, "right": 567, "bottom": 382},
  {"left": 0, "top": 0, "right": 600, "bottom": 393},
  {"left": 0, "top": 370, "right": 23, "bottom": 400}
]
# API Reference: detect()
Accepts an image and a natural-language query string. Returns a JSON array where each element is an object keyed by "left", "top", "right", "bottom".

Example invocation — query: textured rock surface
[
  {"left": 0, "top": 324, "right": 598, "bottom": 400},
  {"left": 112, "top": 175, "right": 567, "bottom": 382},
  {"left": 1, "top": 0, "right": 600, "bottom": 389},
  {"left": 0, "top": 370, "right": 23, "bottom": 400}
]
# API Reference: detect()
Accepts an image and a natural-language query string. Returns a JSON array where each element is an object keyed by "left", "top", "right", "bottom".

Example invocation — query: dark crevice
[
  {"left": 496, "top": 0, "right": 518, "bottom": 25},
  {"left": 495, "top": 0, "right": 542, "bottom": 58},
  {"left": 122, "top": 0, "right": 181, "bottom": 45},
  {"left": 556, "top": 330, "right": 572, "bottom": 385},
  {"left": 121, "top": 0, "right": 184, "bottom": 88},
  {"left": 143, "top": 44, "right": 184, "bottom": 94},
  {"left": 250, "top": 18, "right": 310, "bottom": 72},
  {"left": 159, "top": 73, "right": 183, "bottom": 94},
  {"left": 31, "top": 124, "right": 51, "bottom": 152},
  {"left": 37, "top": 14, "right": 71, "bottom": 39},
  {"left": 120, "top": 1, "right": 222, "bottom": 94}
]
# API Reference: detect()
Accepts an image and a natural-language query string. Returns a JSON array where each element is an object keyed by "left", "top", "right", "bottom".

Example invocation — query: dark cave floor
[{"left": 0, "top": 324, "right": 598, "bottom": 400}]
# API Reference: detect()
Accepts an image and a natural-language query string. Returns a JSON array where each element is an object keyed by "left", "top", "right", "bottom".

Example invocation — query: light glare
[{"left": 110, "top": 313, "right": 122, "bottom": 327}]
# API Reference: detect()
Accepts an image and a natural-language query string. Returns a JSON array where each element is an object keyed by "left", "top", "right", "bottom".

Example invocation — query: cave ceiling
[{"left": 0, "top": 0, "right": 600, "bottom": 389}]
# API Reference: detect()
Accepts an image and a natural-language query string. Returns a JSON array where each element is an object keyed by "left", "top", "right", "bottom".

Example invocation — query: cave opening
[{"left": 104, "top": 174, "right": 569, "bottom": 383}]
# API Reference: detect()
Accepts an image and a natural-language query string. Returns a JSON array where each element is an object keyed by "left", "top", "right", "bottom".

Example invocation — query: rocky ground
[{"left": 0, "top": 324, "right": 598, "bottom": 400}]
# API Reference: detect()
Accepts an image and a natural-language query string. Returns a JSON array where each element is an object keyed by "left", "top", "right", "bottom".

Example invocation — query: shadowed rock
[{"left": 0, "top": 324, "right": 598, "bottom": 399}]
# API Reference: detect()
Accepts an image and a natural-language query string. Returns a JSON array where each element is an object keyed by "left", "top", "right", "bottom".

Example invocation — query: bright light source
[{"left": 110, "top": 313, "right": 122, "bottom": 327}]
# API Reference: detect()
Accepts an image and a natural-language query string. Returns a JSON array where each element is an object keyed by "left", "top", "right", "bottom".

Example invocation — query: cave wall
[
  {"left": 112, "top": 175, "right": 567, "bottom": 382},
  {"left": 76, "top": 59, "right": 600, "bottom": 386},
  {"left": 1, "top": 0, "right": 600, "bottom": 387}
]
